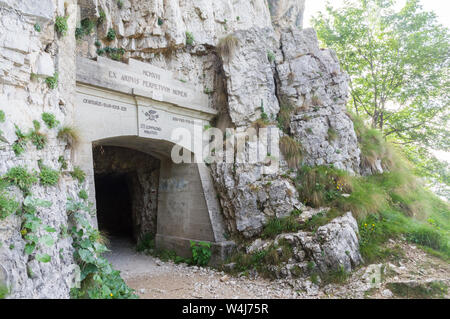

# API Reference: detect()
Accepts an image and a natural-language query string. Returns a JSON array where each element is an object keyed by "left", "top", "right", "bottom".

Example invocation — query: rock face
[
  {"left": 277, "top": 28, "right": 361, "bottom": 173},
  {"left": 268, "top": 0, "right": 306, "bottom": 29}
]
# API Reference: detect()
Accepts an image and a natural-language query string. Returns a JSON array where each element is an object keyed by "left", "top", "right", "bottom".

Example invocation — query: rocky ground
[{"left": 105, "top": 238, "right": 449, "bottom": 299}]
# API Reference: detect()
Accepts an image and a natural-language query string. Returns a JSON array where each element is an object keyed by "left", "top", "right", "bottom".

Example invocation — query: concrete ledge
[{"left": 155, "top": 234, "right": 236, "bottom": 266}]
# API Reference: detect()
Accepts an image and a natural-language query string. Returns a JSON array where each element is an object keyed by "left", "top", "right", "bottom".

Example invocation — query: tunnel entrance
[
  {"left": 95, "top": 173, "right": 134, "bottom": 240},
  {"left": 93, "top": 145, "right": 160, "bottom": 244}
]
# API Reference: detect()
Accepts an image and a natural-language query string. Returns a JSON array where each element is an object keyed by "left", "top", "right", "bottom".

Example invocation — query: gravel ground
[{"left": 105, "top": 238, "right": 450, "bottom": 299}]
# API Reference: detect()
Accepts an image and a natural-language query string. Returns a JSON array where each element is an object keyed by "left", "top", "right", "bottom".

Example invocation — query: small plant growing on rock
[
  {"left": 75, "top": 27, "right": 84, "bottom": 40},
  {"left": 117, "top": 0, "right": 124, "bottom": 9},
  {"left": 42, "top": 112, "right": 59, "bottom": 129},
  {"left": 70, "top": 166, "right": 86, "bottom": 184},
  {"left": 55, "top": 15, "right": 69, "bottom": 36},
  {"left": 267, "top": 50, "right": 275, "bottom": 63},
  {"left": 58, "top": 156, "right": 68, "bottom": 170},
  {"left": 0, "top": 110, "right": 5, "bottom": 123},
  {"left": 78, "top": 189, "right": 88, "bottom": 201},
  {"left": 34, "top": 23, "right": 41, "bottom": 32},
  {"left": 328, "top": 127, "right": 338, "bottom": 142},
  {"left": 45, "top": 72, "right": 59, "bottom": 90},
  {"left": 185, "top": 31, "right": 194, "bottom": 46},
  {"left": 190, "top": 241, "right": 211, "bottom": 266},
  {"left": 157, "top": 17, "right": 164, "bottom": 26},
  {"left": 94, "top": 40, "right": 101, "bottom": 48},
  {"left": 0, "top": 191, "right": 20, "bottom": 220},
  {"left": 39, "top": 165, "right": 60, "bottom": 186},
  {"left": 29, "top": 130, "right": 47, "bottom": 150},
  {"left": 97, "top": 10, "right": 106, "bottom": 26},
  {"left": 217, "top": 34, "right": 238, "bottom": 57},
  {"left": 12, "top": 125, "right": 28, "bottom": 156},
  {"left": 57, "top": 126, "right": 79, "bottom": 148},
  {"left": 280, "top": 135, "right": 303, "bottom": 169},
  {"left": 106, "top": 28, "right": 116, "bottom": 41},
  {"left": 81, "top": 18, "right": 95, "bottom": 35},
  {"left": 3, "top": 166, "right": 38, "bottom": 194}
]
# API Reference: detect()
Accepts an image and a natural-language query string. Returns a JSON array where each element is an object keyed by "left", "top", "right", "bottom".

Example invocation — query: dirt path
[
  {"left": 105, "top": 238, "right": 299, "bottom": 299},
  {"left": 105, "top": 238, "right": 449, "bottom": 299}
]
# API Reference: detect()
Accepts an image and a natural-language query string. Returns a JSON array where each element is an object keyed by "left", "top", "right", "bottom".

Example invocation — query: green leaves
[
  {"left": 190, "top": 241, "right": 212, "bottom": 266},
  {"left": 36, "top": 254, "right": 51, "bottom": 263},
  {"left": 313, "top": 0, "right": 449, "bottom": 191}
]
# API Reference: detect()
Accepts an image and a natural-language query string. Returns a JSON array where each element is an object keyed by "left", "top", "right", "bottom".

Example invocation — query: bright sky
[
  {"left": 304, "top": 0, "right": 450, "bottom": 29},
  {"left": 304, "top": 0, "right": 450, "bottom": 163}
]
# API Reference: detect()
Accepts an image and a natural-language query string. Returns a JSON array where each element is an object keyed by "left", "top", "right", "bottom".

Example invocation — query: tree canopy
[{"left": 313, "top": 0, "right": 449, "bottom": 196}]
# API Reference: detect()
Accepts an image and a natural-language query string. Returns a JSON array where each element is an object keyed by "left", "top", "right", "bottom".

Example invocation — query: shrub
[
  {"left": 45, "top": 72, "right": 59, "bottom": 90},
  {"left": 57, "top": 126, "right": 79, "bottom": 148},
  {"left": 55, "top": 16, "right": 69, "bottom": 36},
  {"left": 71, "top": 166, "right": 86, "bottom": 184},
  {"left": 217, "top": 34, "right": 238, "bottom": 57},
  {"left": 280, "top": 135, "right": 303, "bottom": 169},
  {"left": 190, "top": 241, "right": 211, "bottom": 266},
  {"left": 39, "top": 165, "right": 60, "bottom": 186},
  {"left": 185, "top": 31, "right": 194, "bottom": 46},
  {"left": 42, "top": 112, "right": 59, "bottom": 129}
]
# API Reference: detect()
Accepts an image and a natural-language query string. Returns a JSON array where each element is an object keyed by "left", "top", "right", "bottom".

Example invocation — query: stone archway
[{"left": 73, "top": 57, "right": 234, "bottom": 263}]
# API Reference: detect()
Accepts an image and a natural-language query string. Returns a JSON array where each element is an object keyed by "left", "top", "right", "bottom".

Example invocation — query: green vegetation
[
  {"left": 70, "top": 166, "right": 86, "bottom": 184},
  {"left": 0, "top": 191, "right": 19, "bottom": 220},
  {"left": 190, "top": 241, "right": 212, "bottom": 266},
  {"left": 117, "top": 0, "right": 124, "bottom": 9},
  {"left": 106, "top": 28, "right": 116, "bottom": 41},
  {"left": 78, "top": 189, "right": 88, "bottom": 201},
  {"left": 0, "top": 284, "right": 9, "bottom": 299},
  {"left": 313, "top": 0, "right": 450, "bottom": 198},
  {"left": 327, "top": 127, "right": 338, "bottom": 142},
  {"left": 97, "top": 46, "right": 125, "bottom": 61},
  {"left": 81, "top": 18, "right": 95, "bottom": 35},
  {"left": 277, "top": 103, "right": 294, "bottom": 134},
  {"left": 0, "top": 110, "right": 5, "bottom": 123},
  {"left": 157, "top": 17, "right": 164, "bottom": 26},
  {"left": 228, "top": 240, "right": 294, "bottom": 279},
  {"left": 42, "top": 112, "right": 59, "bottom": 129},
  {"left": 279, "top": 135, "right": 303, "bottom": 169},
  {"left": 3, "top": 166, "right": 38, "bottom": 194},
  {"left": 34, "top": 23, "right": 41, "bottom": 32},
  {"left": 267, "top": 50, "right": 275, "bottom": 63},
  {"left": 185, "top": 31, "right": 194, "bottom": 46},
  {"left": 57, "top": 126, "right": 79, "bottom": 148},
  {"left": 69, "top": 208, "right": 137, "bottom": 299},
  {"left": 97, "top": 10, "right": 106, "bottom": 25},
  {"left": 45, "top": 72, "right": 59, "bottom": 90},
  {"left": 58, "top": 156, "right": 68, "bottom": 170},
  {"left": 55, "top": 16, "right": 69, "bottom": 36},
  {"left": 386, "top": 281, "right": 448, "bottom": 299},
  {"left": 39, "top": 165, "right": 60, "bottom": 187}
]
